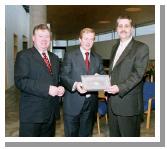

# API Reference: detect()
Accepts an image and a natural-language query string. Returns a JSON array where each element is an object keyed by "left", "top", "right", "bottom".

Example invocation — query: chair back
[
  {"left": 98, "top": 100, "right": 107, "bottom": 116},
  {"left": 143, "top": 82, "right": 155, "bottom": 111}
]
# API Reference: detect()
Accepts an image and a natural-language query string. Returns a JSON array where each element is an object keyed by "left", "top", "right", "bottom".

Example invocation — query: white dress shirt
[
  {"left": 112, "top": 36, "right": 132, "bottom": 69},
  {"left": 40, "top": 51, "right": 50, "bottom": 62},
  {"left": 35, "top": 46, "right": 51, "bottom": 62},
  {"left": 80, "top": 47, "right": 90, "bottom": 61}
]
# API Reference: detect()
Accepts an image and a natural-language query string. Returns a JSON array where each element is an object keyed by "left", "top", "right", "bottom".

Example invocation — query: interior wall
[
  {"left": 67, "top": 34, "right": 155, "bottom": 60},
  {"left": 135, "top": 34, "right": 155, "bottom": 60},
  {"left": 5, "top": 6, "right": 30, "bottom": 89},
  {"left": 5, "top": 5, "right": 154, "bottom": 90}
]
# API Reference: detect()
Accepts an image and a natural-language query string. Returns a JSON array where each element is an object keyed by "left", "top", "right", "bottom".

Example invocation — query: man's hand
[
  {"left": 94, "top": 73, "right": 99, "bottom": 76},
  {"left": 76, "top": 82, "right": 87, "bottom": 94},
  {"left": 49, "top": 85, "right": 58, "bottom": 97},
  {"left": 105, "top": 85, "right": 119, "bottom": 94},
  {"left": 57, "top": 86, "right": 65, "bottom": 97}
]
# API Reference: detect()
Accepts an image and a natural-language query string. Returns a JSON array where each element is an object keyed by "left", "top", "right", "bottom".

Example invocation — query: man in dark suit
[
  {"left": 105, "top": 16, "right": 149, "bottom": 137},
  {"left": 60, "top": 28, "right": 105, "bottom": 137},
  {"left": 14, "top": 24, "right": 65, "bottom": 137}
]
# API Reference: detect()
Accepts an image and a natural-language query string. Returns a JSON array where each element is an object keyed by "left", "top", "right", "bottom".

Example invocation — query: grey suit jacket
[
  {"left": 14, "top": 47, "right": 60, "bottom": 123},
  {"left": 108, "top": 38, "right": 149, "bottom": 116},
  {"left": 60, "top": 48, "right": 105, "bottom": 116}
]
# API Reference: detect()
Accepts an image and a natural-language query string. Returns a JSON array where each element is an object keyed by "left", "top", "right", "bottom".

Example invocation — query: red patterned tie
[
  {"left": 85, "top": 52, "right": 90, "bottom": 73},
  {"left": 42, "top": 52, "right": 52, "bottom": 74}
]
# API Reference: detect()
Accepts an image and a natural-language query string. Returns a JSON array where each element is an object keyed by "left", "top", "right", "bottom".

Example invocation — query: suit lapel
[
  {"left": 75, "top": 49, "right": 87, "bottom": 74},
  {"left": 48, "top": 51, "right": 57, "bottom": 75},
  {"left": 109, "top": 42, "right": 119, "bottom": 71},
  {"left": 74, "top": 49, "right": 98, "bottom": 75},
  {"left": 89, "top": 51, "right": 96, "bottom": 75},
  {"left": 31, "top": 47, "right": 50, "bottom": 74},
  {"left": 114, "top": 38, "right": 134, "bottom": 68}
]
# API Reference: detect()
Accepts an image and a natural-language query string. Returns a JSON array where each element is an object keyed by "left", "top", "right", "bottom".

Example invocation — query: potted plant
[{"left": 146, "top": 63, "right": 155, "bottom": 82}]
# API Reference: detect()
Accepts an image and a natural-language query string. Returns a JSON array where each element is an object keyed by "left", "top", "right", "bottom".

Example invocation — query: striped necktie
[{"left": 42, "top": 52, "right": 52, "bottom": 74}]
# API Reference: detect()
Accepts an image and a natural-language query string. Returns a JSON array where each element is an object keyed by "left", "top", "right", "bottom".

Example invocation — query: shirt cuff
[{"left": 72, "top": 82, "right": 78, "bottom": 91}]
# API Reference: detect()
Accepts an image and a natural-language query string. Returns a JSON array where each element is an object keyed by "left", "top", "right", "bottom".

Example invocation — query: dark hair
[
  {"left": 33, "top": 24, "right": 51, "bottom": 35},
  {"left": 79, "top": 28, "right": 95, "bottom": 39},
  {"left": 116, "top": 15, "right": 134, "bottom": 27}
]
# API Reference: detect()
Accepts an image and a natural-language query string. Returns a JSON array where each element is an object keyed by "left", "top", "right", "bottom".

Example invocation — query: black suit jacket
[
  {"left": 60, "top": 49, "right": 105, "bottom": 116},
  {"left": 108, "top": 38, "right": 149, "bottom": 116},
  {"left": 14, "top": 47, "right": 60, "bottom": 123}
]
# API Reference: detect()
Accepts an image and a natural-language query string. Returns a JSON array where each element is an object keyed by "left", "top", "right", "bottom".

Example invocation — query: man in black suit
[
  {"left": 60, "top": 28, "right": 105, "bottom": 137},
  {"left": 14, "top": 24, "right": 65, "bottom": 137},
  {"left": 105, "top": 16, "right": 149, "bottom": 137}
]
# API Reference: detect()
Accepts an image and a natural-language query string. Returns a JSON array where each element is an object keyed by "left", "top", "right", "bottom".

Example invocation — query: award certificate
[{"left": 81, "top": 75, "right": 111, "bottom": 91}]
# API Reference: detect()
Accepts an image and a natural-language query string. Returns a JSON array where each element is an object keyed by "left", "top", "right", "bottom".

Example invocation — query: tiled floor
[{"left": 5, "top": 86, "right": 155, "bottom": 137}]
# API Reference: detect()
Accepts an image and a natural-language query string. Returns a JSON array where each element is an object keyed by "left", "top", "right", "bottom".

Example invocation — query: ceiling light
[
  {"left": 125, "top": 7, "right": 142, "bottom": 12},
  {"left": 98, "top": 20, "right": 111, "bottom": 24}
]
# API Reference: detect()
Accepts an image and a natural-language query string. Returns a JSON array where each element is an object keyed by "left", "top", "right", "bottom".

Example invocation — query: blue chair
[
  {"left": 97, "top": 91, "right": 108, "bottom": 135},
  {"left": 143, "top": 82, "right": 155, "bottom": 128}
]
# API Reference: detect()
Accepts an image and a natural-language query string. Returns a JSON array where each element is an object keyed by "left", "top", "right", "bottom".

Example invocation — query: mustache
[{"left": 120, "top": 31, "right": 127, "bottom": 34}]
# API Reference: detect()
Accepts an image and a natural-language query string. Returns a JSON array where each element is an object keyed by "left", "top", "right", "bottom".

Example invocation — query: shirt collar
[
  {"left": 120, "top": 36, "right": 132, "bottom": 47},
  {"left": 80, "top": 47, "right": 90, "bottom": 54},
  {"left": 34, "top": 46, "right": 48, "bottom": 55}
]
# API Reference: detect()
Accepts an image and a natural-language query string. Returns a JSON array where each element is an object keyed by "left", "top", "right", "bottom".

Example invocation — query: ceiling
[{"left": 47, "top": 5, "right": 155, "bottom": 40}]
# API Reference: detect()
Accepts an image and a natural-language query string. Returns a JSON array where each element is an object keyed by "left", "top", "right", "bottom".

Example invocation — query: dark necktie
[
  {"left": 85, "top": 52, "right": 90, "bottom": 73},
  {"left": 42, "top": 52, "right": 52, "bottom": 74}
]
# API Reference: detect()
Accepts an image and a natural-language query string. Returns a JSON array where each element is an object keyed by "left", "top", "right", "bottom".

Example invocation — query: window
[
  {"left": 52, "top": 47, "right": 66, "bottom": 61},
  {"left": 136, "top": 24, "right": 155, "bottom": 36},
  {"left": 59, "top": 23, "right": 155, "bottom": 47}
]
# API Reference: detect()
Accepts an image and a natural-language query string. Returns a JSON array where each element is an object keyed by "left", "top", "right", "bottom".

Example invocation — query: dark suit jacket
[
  {"left": 60, "top": 48, "right": 105, "bottom": 116},
  {"left": 14, "top": 47, "right": 60, "bottom": 123},
  {"left": 108, "top": 38, "right": 149, "bottom": 116}
]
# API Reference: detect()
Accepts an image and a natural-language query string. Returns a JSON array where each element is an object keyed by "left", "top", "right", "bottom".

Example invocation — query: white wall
[
  {"left": 67, "top": 34, "right": 155, "bottom": 60},
  {"left": 5, "top": 5, "right": 30, "bottom": 89},
  {"left": 135, "top": 34, "right": 155, "bottom": 60}
]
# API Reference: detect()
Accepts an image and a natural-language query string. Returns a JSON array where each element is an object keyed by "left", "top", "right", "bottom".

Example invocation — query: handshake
[{"left": 49, "top": 85, "right": 65, "bottom": 97}]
